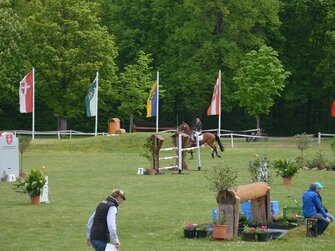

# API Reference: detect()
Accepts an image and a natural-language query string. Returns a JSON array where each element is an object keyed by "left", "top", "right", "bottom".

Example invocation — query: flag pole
[
  {"left": 156, "top": 71, "right": 159, "bottom": 133},
  {"left": 95, "top": 72, "right": 99, "bottom": 137},
  {"left": 218, "top": 70, "right": 221, "bottom": 138},
  {"left": 32, "top": 67, "right": 35, "bottom": 140}
]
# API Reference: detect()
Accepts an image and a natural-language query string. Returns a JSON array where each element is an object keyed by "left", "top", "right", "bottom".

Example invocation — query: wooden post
[
  {"left": 152, "top": 134, "right": 164, "bottom": 173},
  {"left": 233, "top": 197, "right": 240, "bottom": 239},
  {"left": 266, "top": 189, "right": 271, "bottom": 223}
]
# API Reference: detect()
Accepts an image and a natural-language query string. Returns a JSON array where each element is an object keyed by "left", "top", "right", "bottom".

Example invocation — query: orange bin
[{"left": 108, "top": 118, "right": 120, "bottom": 134}]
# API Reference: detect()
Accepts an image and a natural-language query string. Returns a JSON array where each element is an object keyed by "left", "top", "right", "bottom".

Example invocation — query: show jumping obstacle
[
  {"left": 217, "top": 182, "right": 271, "bottom": 239},
  {"left": 152, "top": 133, "right": 201, "bottom": 174}
]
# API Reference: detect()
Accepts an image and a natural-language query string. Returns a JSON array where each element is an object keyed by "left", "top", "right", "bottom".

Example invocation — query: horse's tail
[{"left": 215, "top": 134, "right": 224, "bottom": 152}]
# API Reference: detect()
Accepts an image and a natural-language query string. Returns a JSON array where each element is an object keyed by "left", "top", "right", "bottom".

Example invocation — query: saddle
[{"left": 192, "top": 131, "right": 203, "bottom": 141}]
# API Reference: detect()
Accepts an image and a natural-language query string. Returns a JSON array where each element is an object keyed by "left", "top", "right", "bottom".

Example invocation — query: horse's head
[{"left": 177, "top": 122, "right": 191, "bottom": 135}]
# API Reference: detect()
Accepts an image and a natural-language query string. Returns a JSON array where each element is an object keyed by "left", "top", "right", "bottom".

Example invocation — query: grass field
[{"left": 1, "top": 133, "right": 335, "bottom": 251}]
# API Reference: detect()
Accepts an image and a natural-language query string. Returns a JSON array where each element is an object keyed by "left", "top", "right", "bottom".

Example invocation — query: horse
[{"left": 176, "top": 122, "right": 224, "bottom": 158}]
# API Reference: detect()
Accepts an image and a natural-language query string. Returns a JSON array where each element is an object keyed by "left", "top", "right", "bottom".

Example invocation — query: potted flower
[
  {"left": 196, "top": 224, "right": 208, "bottom": 238},
  {"left": 14, "top": 167, "right": 47, "bottom": 204},
  {"left": 255, "top": 225, "right": 268, "bottom": 241},
  {"left": 242, "top": 226, "right": 256, "bottom": 241},
  {"left": 272, "top": 159, "right": 299, "bottom": 185},
  {"left": 183, "top": 223, "right": 197, "bottom": 239},
  {"left": 204, "top": 163, "right": 239, "bottom": 240}
]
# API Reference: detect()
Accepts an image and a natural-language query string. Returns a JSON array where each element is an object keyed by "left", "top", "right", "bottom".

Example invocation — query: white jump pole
[
  {"left": 230, "top": 133, "right": 234, "bottom": 148},
  {"left": 196, "top": 134, "right": 201, "bottom": 171},
  {"left": 318, "top": 132, "right": 321, "bottom": 146},
  {"left": 178, "top": 134, "right": 182, "bottom": 174}
]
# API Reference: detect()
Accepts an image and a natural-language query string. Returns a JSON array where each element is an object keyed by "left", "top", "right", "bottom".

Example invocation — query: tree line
[{"left": 0, "top": 0, "right": 334, "bottom": 136}]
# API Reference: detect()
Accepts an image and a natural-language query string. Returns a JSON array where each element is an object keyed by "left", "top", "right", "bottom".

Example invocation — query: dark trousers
[
  {"left": 313, "top": 213, "right": 330, "bottom": 235},
  {"left": 91, "top": 239, "right": 107, "bottom": 251}
]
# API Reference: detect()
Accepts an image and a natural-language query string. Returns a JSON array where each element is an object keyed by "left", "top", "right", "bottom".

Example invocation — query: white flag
[{"left": 85, "top": 76, "right": 98, "bottom": 117}]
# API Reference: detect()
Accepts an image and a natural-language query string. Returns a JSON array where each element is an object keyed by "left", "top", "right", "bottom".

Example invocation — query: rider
[{"left": 193, "top": 116, "right": 202, "bottom": 142}]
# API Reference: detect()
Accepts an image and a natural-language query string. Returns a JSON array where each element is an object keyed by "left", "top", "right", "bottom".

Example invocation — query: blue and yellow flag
[{"left": 146, "top": 81, "right": 157, "bottom": 117}]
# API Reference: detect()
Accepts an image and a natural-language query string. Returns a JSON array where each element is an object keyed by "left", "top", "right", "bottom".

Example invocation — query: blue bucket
[
  {"left": 241, "top": 201, "right": 252, "bottom": 220},
  {"left": 271, "top": 201, "right": 280, "bottom": 216},
  {"left": 212, "top": 208, "right": 218, "bottom": 223}
]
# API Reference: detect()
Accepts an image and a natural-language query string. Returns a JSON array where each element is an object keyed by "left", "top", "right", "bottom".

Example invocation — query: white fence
[
  {"left": 317, "top": 132, "right": 335, "bottom": 146},
  {"left": 8, "top": 130, "right": 108, "bottom": 140},
  {"left": 203, "top": 128, "right": 268, "bottom": 148}
]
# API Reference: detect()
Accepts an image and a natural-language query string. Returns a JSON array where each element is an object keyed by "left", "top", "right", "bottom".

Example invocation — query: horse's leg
[
  {"left": 209, "top": 142, "right": 221, "bottom": 158},
  {"left": 189, "top": 149, "right": 194, "bottom": 159}
]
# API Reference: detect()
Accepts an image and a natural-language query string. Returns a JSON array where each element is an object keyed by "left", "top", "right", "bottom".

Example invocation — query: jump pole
[
  {"left": 196, "top": 134, "right": 201, "bottom": 171},
  {"left": 177, "top": 133, "right": 201, "bottom": 173},
  {"left": 178, "top": 133, "right": 182, "bottom": 174}
]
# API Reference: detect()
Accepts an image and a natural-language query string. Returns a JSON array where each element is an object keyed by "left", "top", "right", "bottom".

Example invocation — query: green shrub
[
  {"left": 306, "top": 150, "right": 328, "bottom": 169},
  {"left": 294, "top": 133, "right": 311, "bottom": 157}
]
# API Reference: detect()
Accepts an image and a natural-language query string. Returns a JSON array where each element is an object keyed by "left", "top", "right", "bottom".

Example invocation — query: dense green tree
[
  {"left": 279, "top": 0, "right": 335, "bottom": 133},
  {"left": 116, "top": 51, "right": 154, "bottom": 131},
  {"left": 22, "top": 0, "right": 118, "bottom": 130},
  {"left": 159, "top": 0, "right": 283, "bottom": 121},
  {"left": 2, "top": 0, "right": 334, "bottom": 135},
  {"left": 0, "top": 0, "right": 24, "bottom": 114},
  {"left": 234, "top": 45, "right": 290, "bottom": 129}
]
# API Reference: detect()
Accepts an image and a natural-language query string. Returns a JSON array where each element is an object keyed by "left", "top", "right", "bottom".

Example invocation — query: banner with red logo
[{"left": 19, "top": 71, "right": 33, "bottom": 113}]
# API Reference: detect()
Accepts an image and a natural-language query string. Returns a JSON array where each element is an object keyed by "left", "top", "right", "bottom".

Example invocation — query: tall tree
[
  {"left": 116, "top": 51, "right": 154, "bottom": 131},
  {"left": 234, "top": 45, "right": 290, "bottom": 129},
  {"left": 22, "top": 0, "right": 118, "bottom": 130},
  {"left": 0, "top": 0, "right": 24, "bottom": 115}
]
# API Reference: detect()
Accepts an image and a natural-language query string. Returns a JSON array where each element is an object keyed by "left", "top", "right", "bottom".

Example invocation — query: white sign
[
  {"left": 0, "top": 132, "right": 19, "bottom": 179},
  {"left": 40, "top": 176, "right": 49, "bottom": 203}
]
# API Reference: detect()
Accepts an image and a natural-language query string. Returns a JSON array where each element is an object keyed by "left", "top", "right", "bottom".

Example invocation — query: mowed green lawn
[{"left": 1, "top": 133, "right": 335, "bottom": 251}]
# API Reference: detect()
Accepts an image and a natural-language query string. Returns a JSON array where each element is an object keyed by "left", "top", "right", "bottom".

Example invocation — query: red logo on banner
[{"left": 6, "top": 134, "right": 13, "bottom": 145}]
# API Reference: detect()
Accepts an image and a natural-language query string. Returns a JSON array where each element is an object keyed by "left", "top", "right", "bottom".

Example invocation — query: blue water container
[
  {"left": 271, "top": 201, "right": 280, "bottom": 216},
  {"left": 241, "top": 201, "right": 252, "bottom": 220},
  {"left": 212, "top": 208, "right": 218, "bottom": 223}
]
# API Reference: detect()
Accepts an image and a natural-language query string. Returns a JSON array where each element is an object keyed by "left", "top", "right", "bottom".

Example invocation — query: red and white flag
[
  {"left": 207, "top": 76, "right": 220, "bottom": 116},
  {"left": 19, "top": 71, "right": 33, "bottom": 113},
  {"left": 331, "top": 99, "right": 335, "bottom": 117}
]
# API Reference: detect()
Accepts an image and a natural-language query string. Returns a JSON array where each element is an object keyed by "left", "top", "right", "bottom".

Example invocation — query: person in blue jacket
[{"left": 302, "top": 182, "right": 333, "bottom": 236}]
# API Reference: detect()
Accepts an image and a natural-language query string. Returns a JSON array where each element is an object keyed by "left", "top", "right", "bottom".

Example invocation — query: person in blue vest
[
  {"left": 302, "top": 182, "right": 333, "bottom": 236},
  {"left": 86, "top": 189, "right": 126, "bottom": 250}
]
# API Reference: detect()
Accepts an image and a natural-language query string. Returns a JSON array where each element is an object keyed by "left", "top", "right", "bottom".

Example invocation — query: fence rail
[
  {"left": 6, "top": 130, "right": 108, "bottom": 140},
  {"left": 317, "top": 132, "right": 335, "bottom": 146}
]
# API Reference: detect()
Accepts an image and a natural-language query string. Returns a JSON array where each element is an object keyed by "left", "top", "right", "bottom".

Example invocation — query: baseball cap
[{"left": 314, "top": 182, "right": 324, "bottom": 189}]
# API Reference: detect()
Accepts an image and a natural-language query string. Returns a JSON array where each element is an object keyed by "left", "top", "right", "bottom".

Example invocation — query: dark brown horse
[{"left": 177, "top": 122, "right": 224, "bottom": 158}]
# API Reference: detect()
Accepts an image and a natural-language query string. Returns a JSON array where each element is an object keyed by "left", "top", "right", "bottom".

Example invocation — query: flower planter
[
  {"left": 213, "top": 224, "right": 227, "bottom": 240},
  {"left": 196, "top": 229, "right": 208, "bottom": 238},
  {"left": 30, "top": 196, "right": 40, "bottom": 205},
  {"left": 184, "top": 229, "right": 196, "bottom": 239},
  {"left": 149, "top": 169, "right": 157, "bottom": 176},
  {"left": 242, "top": 233, "right": 255, "bottom": 241},
  {"left": 283, "top": 178, "right": 292, "bottom": 185},
  {"left": 256, "top": 233, "right": 268, "bottom": 241}
]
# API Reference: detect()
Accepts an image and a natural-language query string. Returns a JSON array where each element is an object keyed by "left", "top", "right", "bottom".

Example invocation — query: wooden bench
[{"left": 306, "top": 218, "right": 318, "bottom": 237}]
